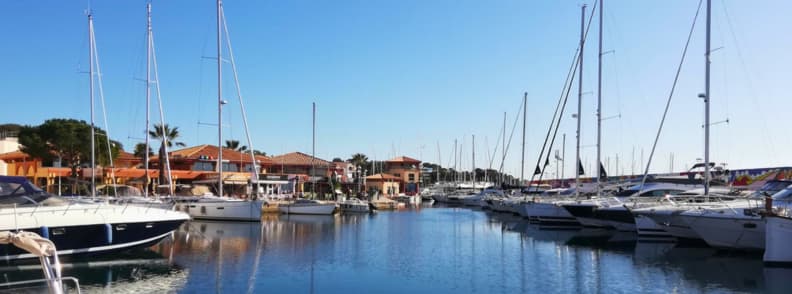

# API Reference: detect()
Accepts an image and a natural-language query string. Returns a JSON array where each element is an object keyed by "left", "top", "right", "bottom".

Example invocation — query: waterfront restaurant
[
  {"left": 268, "top": 152, "right": 344, "bottom": 196},
  {"left": 149, "top": 144, "right": 274, "bottom": 196}
]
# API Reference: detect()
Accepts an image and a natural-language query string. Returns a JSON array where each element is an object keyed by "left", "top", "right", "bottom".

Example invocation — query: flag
[
  {"left": 534, "top": 165, "right": 542, "bottom": 175},
  {"left": 599, "top": 162, "right": 607, "bottom": 180},
  {"left": 577, "top": 160, "right": 585, "bottom": 175}
]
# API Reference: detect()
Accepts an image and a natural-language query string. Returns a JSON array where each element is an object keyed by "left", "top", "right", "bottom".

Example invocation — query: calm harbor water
[{"left": 2, "top": 205, "right": 790, "bottom": 293}]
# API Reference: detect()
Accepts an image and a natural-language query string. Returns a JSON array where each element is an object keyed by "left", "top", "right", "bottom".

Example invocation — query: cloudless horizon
[{"left": 3, "top": 0, "right": 792, "bottom": 179}]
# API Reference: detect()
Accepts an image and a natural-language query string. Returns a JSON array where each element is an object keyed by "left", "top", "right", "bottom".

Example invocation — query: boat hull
[
  {"left": 521, "top": 202, "right": 579, "bottom": 226},
  {"left": 764, "top": 215, "right": 792, "bottom": 265},
  {"left": 0, "top": 204, "right": 188, "bottom": 261},
  {"left": 562, "top": 203, "right": 611, "bottom": 228},
  {"left": 176, "top": 200, "right": 263, "bottom": 221},
  {"left": 279, "top": 203, "right": 337, "bottom": 215},
  {"left": 683, "top": 214, "right": 765, "bottom": 250}
]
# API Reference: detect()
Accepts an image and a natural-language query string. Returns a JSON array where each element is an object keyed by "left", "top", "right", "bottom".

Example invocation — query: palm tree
[
  {"left": 149, "top": 124, "right": 186, "bottom": 189},
  {"left": 133, "top": 142, "right": 153, "bottom": 162},
  {"left": 349, "top": 153, "right": 369, "bottom": 176},
  {"left": 224, "top": 139, "right": 248, "bottom": 152}
]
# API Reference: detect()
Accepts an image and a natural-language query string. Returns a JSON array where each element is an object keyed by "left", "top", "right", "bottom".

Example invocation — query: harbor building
[{"left": 384, "top": 156, "right": 422, "bottom": 195}]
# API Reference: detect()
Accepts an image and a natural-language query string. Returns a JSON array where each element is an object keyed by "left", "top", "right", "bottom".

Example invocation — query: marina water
[{"left": 2, "top": 206, "right": 788, "bottom": 293}]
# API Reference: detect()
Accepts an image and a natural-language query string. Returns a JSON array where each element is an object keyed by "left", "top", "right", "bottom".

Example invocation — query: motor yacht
[{"left": 0, "top": 176, "right": 189, "bottom": 261}]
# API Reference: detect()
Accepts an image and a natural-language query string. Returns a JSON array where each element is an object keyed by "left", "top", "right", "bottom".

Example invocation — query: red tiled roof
[
  {"left": 269, "top": 152, "right": 331, "bottom": 167},
  {"left": 152, "top": 145, "right": 273, "bottom": 165},
  {"left": 116, "top": 151, "right": 140, "bottom": 162},
  {"left": 365, "top": 173, "right": 401, "bottom": 181},
  {"left": 0, "top": 150, "right": 28, "bottom": 161},
  {"left": 386, "top": 156, "right": 421, "bottom": 163}
]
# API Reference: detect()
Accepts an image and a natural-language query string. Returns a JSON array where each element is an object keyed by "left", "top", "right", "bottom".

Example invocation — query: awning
[{"left": 253, "top": 180, "right": 290, "bottom": 184}]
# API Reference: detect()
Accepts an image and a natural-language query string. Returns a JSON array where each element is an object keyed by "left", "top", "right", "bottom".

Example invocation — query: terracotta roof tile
[
  {"left": 0, "top": 150, "right": 28, "bottom": 161},
  {"left": 365, "top": 173, "right": 401, "bottom": 181},
  {"left": 152, "top": 144, "right": 272, "bottom": 165},
  {"left": 386, "top": 156, "right": 421, "bottom": 163},
  {"left": 269, "top": 152, "right": 331, "bottom": 167}
]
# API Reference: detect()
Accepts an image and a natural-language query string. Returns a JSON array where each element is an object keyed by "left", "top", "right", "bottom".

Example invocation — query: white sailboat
[
  {"left": 280, "top": 103, "right": 337, "bottom": 215},
  {"left": 177, "top": 0, "right": 263, "bottom": 221}
]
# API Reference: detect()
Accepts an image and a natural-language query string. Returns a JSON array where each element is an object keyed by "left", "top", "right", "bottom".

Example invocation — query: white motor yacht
[
  {"left": 279, "top": 199, "right": 337, "bottom": 215},
  {"left": 174, "top": 195, "right": 263, "bottom": 221},
  {"left": 764, "top": 199, "right": 792, "bottom": 265},
  {"left": 338, "top": 198, "right": 371, "bottom": 213},
  {"left": 462, "top": 189, "right": 504, "bottom": 207},
  {"left": 0, "top": 176, "right": 189, "bottom": 261}
]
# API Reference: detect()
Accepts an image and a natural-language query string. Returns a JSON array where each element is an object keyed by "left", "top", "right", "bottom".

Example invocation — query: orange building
[
  {"left": 384, "top": 156, "right": 422, "bottom": 195},
  {"left": 364, "top": 173, "right": 401, "bottom": 196}
]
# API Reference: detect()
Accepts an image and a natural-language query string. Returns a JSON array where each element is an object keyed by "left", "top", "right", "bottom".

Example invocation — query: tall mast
[
  {"left": 501, "top": 111, "right": 506, "bottom": 185},
  {"left": 472, "top": 134, "right": 475, "bottom": 184},
  {"left": 596, "top": 0, "right": 603, "bottom": 197},
  {"left": 454, "top": 139, "right": 457, "bottom": 183},
  {"left": 520, "top": 92, "right": 526, "bottom": 187},
  {"left": 217, "top": 0, "right": 224, "bottom": 197},
  {"left": 575, "top": 4, "right": 586, "bottom": 198},
  {"left": 703, "top": 0, "right": 711, "bottom": 195},
  {"left": 436, "top": 141, "right": 441, "bottom": 183},
  {"left": 88, "top": 12, "right": 96, "bottom": 198},
  {"left": 561, "top": 133, "right": 565, "bottom": 183},
  {"left": 311, "top": 102, "right": 316, "bottom": 197},
  {"left": 144, "top": 3, "right": 151, "bottom": 197}
]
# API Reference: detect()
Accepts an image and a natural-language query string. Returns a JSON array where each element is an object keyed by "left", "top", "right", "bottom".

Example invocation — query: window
[
  {"left": 243, "top": 164, "right": 260, "bottom": 173},
  {"left": 192, "top": 162, "right": 214, "bottom": 171},
  {"left": 394, "top": 173, "right": 401, "bottom": 178},
  {"left": 222, "top": 163, "right": 239, "bottom": 172},
  {"left": 408, "top": 173, "right": 415, "bottom": 182}
]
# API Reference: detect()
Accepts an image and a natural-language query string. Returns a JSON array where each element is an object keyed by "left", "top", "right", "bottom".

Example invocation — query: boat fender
[
  {"left": 40, "top": 226, "right": 49, "bottom": 239},
  {"left": 104, "top": 223, "right": 113, "bottom": 245}
]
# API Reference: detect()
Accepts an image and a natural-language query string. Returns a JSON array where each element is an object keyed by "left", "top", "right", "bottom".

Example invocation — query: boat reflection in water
[
  {"left": 6, "top": 208, "right": 792, "bottom": 293},
  {"left": 0, "top": 249, "right": 187, "bottom": 293}
]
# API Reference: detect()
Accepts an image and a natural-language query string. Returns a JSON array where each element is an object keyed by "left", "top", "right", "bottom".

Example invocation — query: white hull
[
  {"left": 176, "top": 199, "right": 263, "bottom": 221},
  {"left": 520, "top": 202, "right": 578, "bottom": 225},
  {"left": 634, "top": 205, "right": 702, "bottom": 240},
  {"left": 683, "top": 213, "right": 765, "bottom": 250},
  {"left": 339, "top": 201, "right": 370, "bottom": 213},
  {"left": 634, "top": 214, "right": 672, "bottom": 239},
  {"left": 279, "top": 203, "right": 337, "bottom": 215},
  {"left": 764, "top": 216, "right": 792, "bottom": 265},
  {"left": 0, "top": 203, "right": 189, "bottom": 260}
]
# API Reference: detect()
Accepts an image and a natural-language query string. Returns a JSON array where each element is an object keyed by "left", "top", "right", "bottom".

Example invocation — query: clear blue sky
[{"left": 3, "top": 0, "right": 791, "bottom": 179}]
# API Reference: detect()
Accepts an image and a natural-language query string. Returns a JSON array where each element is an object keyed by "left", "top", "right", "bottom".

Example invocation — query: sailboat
[
  {"left": 520, "top": 4, "right": 592, "bottom": 227},
  {"left": 280, "top": 103, "right": 338, "bottom": 215},
  {"left": 176, "top": 0, "right": 263, "bottom": 221},
  {"left": 0, "top": 9, "right": 189, "bottom": 261}
]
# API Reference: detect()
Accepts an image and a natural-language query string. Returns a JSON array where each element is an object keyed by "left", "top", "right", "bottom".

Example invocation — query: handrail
[{"left": 0, "top": 231, "right": 80, "bottom": 294}]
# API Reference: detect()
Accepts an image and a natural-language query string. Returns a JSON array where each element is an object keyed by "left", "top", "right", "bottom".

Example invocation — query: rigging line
[
  {"left": 151, "top": 33, "right": 174, "bottom": 193},
  {"left": 531, "top": 0, "right": 597, "bottom": 186},
  {"left": 488, "top": 116, "right": 504, "bottom": 171},
  {"left": 720, "top": 0, "right": 776, "bottom": 159},
  {"left": 127, "top": 30, "right": 149, "bottom": 144},
  {"left": 222, "top": 6, "right": 260, "bottom": 185},
  {"left": 90, "top": 24, "right": 119, "bottom": 197},
  {"left": 602, "top": 10, "right": 625, "bottom": 166},
  {"left": 497, "top": 97, "right": 524, "bottom": 177},
  {"left": 638, "top": 0, "right": 704, "bottom": 195}
]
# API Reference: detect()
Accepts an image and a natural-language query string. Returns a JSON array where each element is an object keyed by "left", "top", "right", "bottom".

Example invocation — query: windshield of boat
[
  {"left": 0, "top": 178, "right": 52, "bottom": 205},
  {"left": 755, "top": 181, "right": 792, "bottom": 197},
  {"left": 771, "top": 185, "right": 792, "bottom": 200}
]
